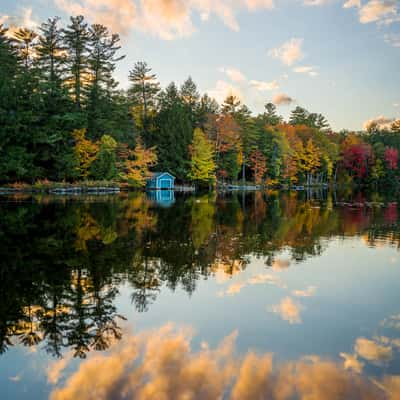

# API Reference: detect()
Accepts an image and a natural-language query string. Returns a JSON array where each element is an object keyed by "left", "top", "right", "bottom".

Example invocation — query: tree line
[{"left": 1, "top": 15, "right": 400, "bottom": 188}]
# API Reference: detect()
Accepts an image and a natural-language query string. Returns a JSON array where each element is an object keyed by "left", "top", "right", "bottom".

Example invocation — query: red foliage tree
[
  {"left": 384, "top": 147, "right": 398, "bottom": 170},
  {"left": 342, "top": 143, "right": 373, "bottom": 179}
]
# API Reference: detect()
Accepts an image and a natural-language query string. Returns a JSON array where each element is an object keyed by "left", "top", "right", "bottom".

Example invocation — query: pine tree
[
  {"left": 315, "top": 113, "right": 330, "bottom": 132},
  {"left": 180, "top": 76, "right": 200, "bottom": 126},
  {"left": 235, "top": 104, "right": 257, "bottom": 183},
  {"left": 37, "top": 17, "right": 65, "bottom": 88},
  {"left": 189, "top": 128, "right": 216, "bottom": 187},
  {"left": 155, "top": 82, "right": 193, "bottom": 178},
  {"left": 180, "top": 76, "right": 200, "bottom": 110},
  {"left": 87, "top": 24, "right": 124, "bottom": 138},
  {"left": 128, "top": 61, "right": 160, "bottom": 138},
  {"left": 35, "top": 17, "right": 77, "bottom": 180},
  {"left": 63, "top": 16, "right": 90, "bottom": 110},
  {"left": 13, "top": 28, "right": 38, "bottom": 68},
  {"left": 263, "top": 103, "right": 283, "bottom": 126},
  {"left": 0, "top": 25, "right": 26, "bottom": 182},
  {"left": 289, "top": 106, "right": 309, "bottom": 126},
  {"left": 222, "top": 95, "right": 241, "bottom": 115},
  {"left": 198, "top": 94, "right": 219, "bottom": 130}
]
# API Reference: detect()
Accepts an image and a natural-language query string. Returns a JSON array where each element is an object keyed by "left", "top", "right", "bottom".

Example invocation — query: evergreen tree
[
  {"left": 37, "top": 17, "right": 65, "bottom": 88},
  {"left": 263, "top": 103, "right": 283, "bottom": 126},
  {"left": 198, "top": 94, "right": 219, "bottom": 130},
  {"left": 4, "top": 27, "right": 44, "bottom": 181},
  {"left": 180, "top": 76, "right": 200, "bottom": 126},
  {"left": 36, "top": 17, "right": 76, "bottom": 180},
  {"left": 289, "top": 106, "right": 309, "bottom": 126},
  {"left": 87, "top": 24, "right": 124, "bottom": 139},
  {"left": 222, "top": 95, "right": 241, "bottom": 115},
  {"left": 13, "top": 28, "right": 38, "bottom": 68},
  {"left": 235, "top": 104, "right": 258, "bottom": 183},
  {"left": 128, "top": 61, "right": 160, "bottom": 139},
  {"left": 155, "top": 82, "right": 193, "bottom": 179},
  {"left": 0, "top": 25, "right": 25, "bottom": 182},
  {"left": 63, "top": 15, "right": 90, "bottom": 111},
  {"left": 180, "top": 76, "right": 200, "bottom": 110},
  {"left": 315, "top": 113, "right": 330, "bottom": 132}
]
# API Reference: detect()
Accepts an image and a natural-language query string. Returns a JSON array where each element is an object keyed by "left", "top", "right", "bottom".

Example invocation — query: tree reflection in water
[{"left": 0, "top": 191, "right": 399, "bottom": 358}]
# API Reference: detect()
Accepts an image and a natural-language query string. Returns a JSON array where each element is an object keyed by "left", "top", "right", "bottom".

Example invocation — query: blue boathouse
[{"left": 146, "top": 172, "right": 175, "bottom": 190}]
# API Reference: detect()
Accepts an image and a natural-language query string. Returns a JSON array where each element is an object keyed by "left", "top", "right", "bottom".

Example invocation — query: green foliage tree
[
  {"left": 189, "top": 128, "right": 216, "bottom": 188},
  {"left": 91, "top": 135, "right": 118, "bottom": 180},
  {"left": 155, "top": 83, "right": 193, "bottom": 179}
]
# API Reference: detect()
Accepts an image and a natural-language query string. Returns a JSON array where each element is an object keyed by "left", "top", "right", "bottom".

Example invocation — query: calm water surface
[{"left": 0, "top": 191, "right": 399, "bottom": 399}]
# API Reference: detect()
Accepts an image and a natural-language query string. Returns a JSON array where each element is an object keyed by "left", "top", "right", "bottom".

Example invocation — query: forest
[{"left": 1, "top": 15, "right": 400, "bottom": 188}]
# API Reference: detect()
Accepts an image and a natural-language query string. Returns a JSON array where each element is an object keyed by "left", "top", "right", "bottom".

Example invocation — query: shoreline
[{"left": 1, "top": 181, "right": 392, "bottom": 195}]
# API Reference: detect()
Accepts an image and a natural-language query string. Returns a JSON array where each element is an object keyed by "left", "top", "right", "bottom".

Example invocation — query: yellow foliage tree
[{"left": 73, "top": 129, "right": 99, "bottom": 179}]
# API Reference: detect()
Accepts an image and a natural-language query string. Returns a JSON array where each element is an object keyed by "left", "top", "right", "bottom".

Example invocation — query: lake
[{"left": 0, "top": 190, "right": 399, "bottom": 399}]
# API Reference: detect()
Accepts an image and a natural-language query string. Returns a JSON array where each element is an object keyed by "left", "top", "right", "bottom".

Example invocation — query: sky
[{"left": 1, "top": 0, "right": 400, "bottom": 131}]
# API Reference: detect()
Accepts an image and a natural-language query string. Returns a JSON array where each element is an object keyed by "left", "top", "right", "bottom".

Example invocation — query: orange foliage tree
[
  {"left": 120, "top": 137, "right": 157, "bottom": 187},
  {"left": 249, "top": 149, "right": 267, "bottom": 185}
]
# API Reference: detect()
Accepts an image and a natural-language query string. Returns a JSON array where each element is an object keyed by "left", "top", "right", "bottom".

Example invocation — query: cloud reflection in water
[{"left": 49, "top": 323, "right": 399, "bottom": 400}]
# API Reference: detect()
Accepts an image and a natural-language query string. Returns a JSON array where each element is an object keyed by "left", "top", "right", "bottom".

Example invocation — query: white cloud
[
  {"left": 273, "top": 93, "right": 295, "bottom": 106},
  {"left": 207, "top": 80, "right": 243, "bottom": 103},
  {"left": 268, "top": 38, "right": 304, "bottom": 66},
  {"left": 219, "top": 67, "right": 247, "bottom": 82},
  {"left": 270, "top": 297, "right": 303, "bottom": 324},
  {"left": 54, "top": 0, "right": 276, "bottom": 39},
  {"left": 293, "top": 65, "right": 319, "bottom": 77},
  {"left": 55, "top": 0, "right": 138, "bottom": 36},
  {"left": 359, "top": 0, "right": 398, "bottom": 24},
  {"left": 343, "top": 0, "right": 361, "bottom": 8},
  {"left": 363, "top": 115, "right": 395, "bottom": 130},
  {"left": 249, "top": 79, "right": 279, "bottom": 91}
]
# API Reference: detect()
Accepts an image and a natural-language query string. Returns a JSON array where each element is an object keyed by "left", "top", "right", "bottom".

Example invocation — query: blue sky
[{"left": 1, "top": 0, "right": 399, "bottom": 130}]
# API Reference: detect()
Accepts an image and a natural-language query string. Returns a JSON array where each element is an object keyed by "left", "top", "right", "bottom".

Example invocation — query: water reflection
[
  {"left": 0, "top": 191, "right": 399, "bottom": 360},
  {"left": 47, "top": 322, "right": 400, "bottom": 400},
  {"left": 147, "top": 190, "right": 175, "bottom": 208}
]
